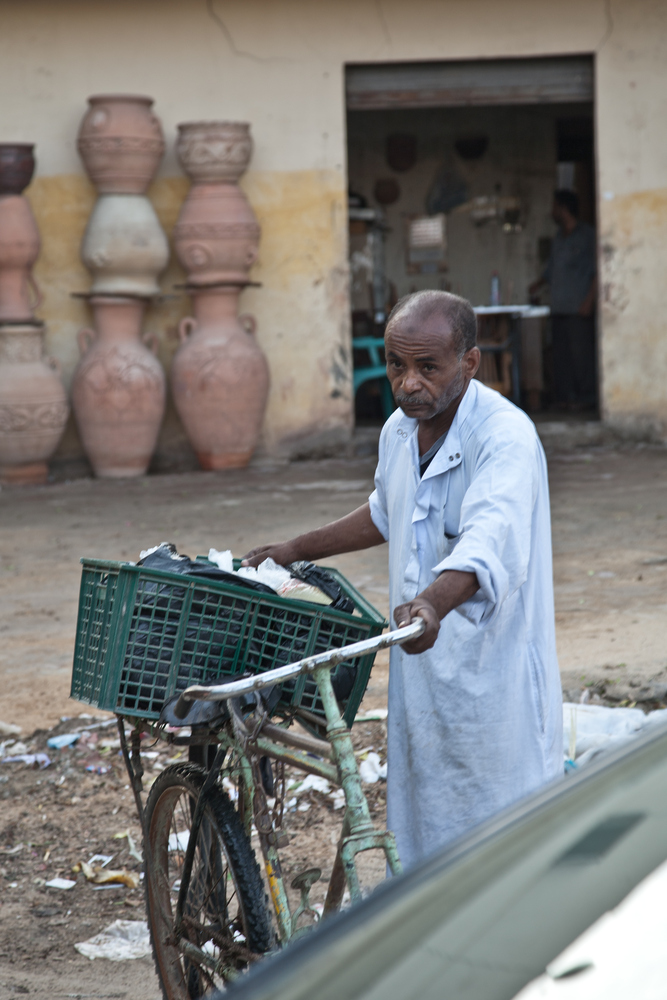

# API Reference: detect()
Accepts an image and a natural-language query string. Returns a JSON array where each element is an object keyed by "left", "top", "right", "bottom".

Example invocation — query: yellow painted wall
[{"left": 1, "top": 0, "right": 666, "bottom": 459}]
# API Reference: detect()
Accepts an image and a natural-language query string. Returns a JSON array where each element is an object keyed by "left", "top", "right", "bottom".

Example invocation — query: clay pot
[
  {"left": 0, "top": 323, "right": 69, "bottom": 484},
  {"left": 0, "top": 144, "right": 35, "bottom": 196},
  {"left": 173, "top": 184, "right": 260, "bottom": 286},
  {"left": 176, "top": 122, "right": 253, "bottom": 185},
  {"left": 0, "top": 195, "right": 42, "bottom": 321},
  {"left": 71, "top": 296, "right": 166, "bottom": 477},
  {"left": 171, "top": 287, "right": 269, "bottom": 469},
  {"left": 77, "top": 95, "right": 165, "bottom": 195},
  {"left": 81, "top": 194, "right": 169, "bottom": 297}
]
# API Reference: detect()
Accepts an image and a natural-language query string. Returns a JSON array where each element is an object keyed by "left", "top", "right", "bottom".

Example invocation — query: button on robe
[{"left": 369, "top": 379, "right": 563, "bottom": 869}]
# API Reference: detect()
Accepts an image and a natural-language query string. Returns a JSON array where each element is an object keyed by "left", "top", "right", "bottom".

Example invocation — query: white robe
[{"left": 369, "top": 379, "right": 563, "bottom": 869}]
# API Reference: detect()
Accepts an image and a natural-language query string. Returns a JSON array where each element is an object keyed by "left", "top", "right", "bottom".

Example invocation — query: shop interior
[{"left": 347, "top": 75, "right": 596, "bottom": 423}]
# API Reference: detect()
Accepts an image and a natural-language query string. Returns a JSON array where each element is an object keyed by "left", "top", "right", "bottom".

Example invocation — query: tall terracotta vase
[
  {"left": 75, "top": 95, "right": 168, "bottom": 476},
  {"left": 0, "top": 323, "right": 69, "bottom": 484},
  {"left": 172, "top": 122, "right": 268, "bottom": 468},
  {"left": 71, "top": 296, "right": 166, "bottom": 478},
  {"left": 171, "top": 287, "right": 269, "bottom": 469},
  {"left": 0, "top": 143, "right": 41, "bottom": 322}
]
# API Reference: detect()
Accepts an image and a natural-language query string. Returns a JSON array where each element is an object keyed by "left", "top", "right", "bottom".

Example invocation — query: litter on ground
[
  {"left": 563, "top": 702, "right": 667, "bottom": 768},
  {"left": 74, "top": 919, "right": 152, "bottom": 961},
  {"left": 358, "top": 752, "right": 387, "bottom": 784},
  {"left": 76, "top": 860, "right": 140, "bottom": 889},
  {"left": 46, "top": 732, "right": 80, "bottom": 749},
  {"left": 113, "top": 828, "right": 143, "bottom": 862},
  {"left": 45, "top": 877, "right": 76, "bottom": 890},
  {"left": 0, "top": 752, "right": 51, "bottom": 768}
]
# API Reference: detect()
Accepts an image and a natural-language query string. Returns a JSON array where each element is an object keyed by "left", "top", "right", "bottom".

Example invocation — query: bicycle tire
[{"left": 144, "top": 762, "right": 273, "bottom": 999}]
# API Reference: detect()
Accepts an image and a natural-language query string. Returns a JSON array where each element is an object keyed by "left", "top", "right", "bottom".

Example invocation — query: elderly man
[{"left": 243, "top": 290, "right": 563, "bottom": 869}]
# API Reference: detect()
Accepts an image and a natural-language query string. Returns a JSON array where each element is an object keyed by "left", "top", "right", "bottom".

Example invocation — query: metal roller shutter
[{"left": 346, "top": 56, "right": 594, "bottom": 110}]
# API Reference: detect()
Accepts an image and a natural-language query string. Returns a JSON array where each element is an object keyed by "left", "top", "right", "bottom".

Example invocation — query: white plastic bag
[{"left": 74, "top": 919, "right": 151, "bottom": 961}]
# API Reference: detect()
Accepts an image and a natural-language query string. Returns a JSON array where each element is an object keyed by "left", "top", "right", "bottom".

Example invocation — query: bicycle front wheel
[{"left": 144, "top": 762, "right": 273, "bottom": 999}]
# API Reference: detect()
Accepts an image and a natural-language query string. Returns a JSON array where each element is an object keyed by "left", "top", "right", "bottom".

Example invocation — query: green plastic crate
[{"left": 70, "top": 558, "right": 386, "bottom": 727}]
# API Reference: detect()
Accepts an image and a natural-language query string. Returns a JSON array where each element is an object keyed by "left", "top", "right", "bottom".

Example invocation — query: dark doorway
[{"left": 345, "top": 56, "right": 597, "bottom": 423}]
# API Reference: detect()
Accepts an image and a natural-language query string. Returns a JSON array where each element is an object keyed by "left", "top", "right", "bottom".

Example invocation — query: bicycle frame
[
  {"left": 173, "top": 619, "right": 424, "bottom": 945},
  {"left": 121, "top": 618, "right": 425, "bottom": 968}
]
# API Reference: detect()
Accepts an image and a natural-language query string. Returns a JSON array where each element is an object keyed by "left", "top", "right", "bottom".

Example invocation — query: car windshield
[{"left": 227, "top": 718, "right": 667, "bottom": 1000}]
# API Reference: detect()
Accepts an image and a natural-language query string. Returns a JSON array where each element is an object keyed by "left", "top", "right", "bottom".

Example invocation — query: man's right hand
[
  {"left": 241, "top": 541, "right": 300, "bottom": 568},
  {"left": 241, "top": 503, "right": 385, "bottom": 569}
]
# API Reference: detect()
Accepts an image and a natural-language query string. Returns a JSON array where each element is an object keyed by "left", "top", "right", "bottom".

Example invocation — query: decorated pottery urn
[
  {"left": 77, "top": 95, "right": 165, "bottom": 195},
  {"left": 71, "top": 296, "right": 166, "bottom": 477},
  {"left": 171, "top": 286, "right": 269, "bottom": 469}
]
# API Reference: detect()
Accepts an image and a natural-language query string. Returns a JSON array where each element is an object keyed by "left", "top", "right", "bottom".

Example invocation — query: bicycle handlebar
[{"left": 172, "top": 617, "right": 425, "bottom": 721}]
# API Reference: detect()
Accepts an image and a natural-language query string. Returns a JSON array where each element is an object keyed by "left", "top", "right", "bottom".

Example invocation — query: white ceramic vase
[{"left": 81, "top": 194, "right": 169, "bottom": 297}]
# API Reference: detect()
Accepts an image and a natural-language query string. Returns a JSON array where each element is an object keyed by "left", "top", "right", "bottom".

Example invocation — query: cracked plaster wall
[{"left": 0, "top": 0, "right": 665, "bottom": 463}]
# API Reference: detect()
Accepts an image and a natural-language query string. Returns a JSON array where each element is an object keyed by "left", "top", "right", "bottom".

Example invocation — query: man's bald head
[{"left": 386, "top": 291, "right": 477, "bottom": 359}]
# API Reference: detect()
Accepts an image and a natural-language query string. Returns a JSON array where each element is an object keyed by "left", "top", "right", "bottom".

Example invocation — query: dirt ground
[{"left": 1, "top": 443, "right": 667, "bottom": 998}]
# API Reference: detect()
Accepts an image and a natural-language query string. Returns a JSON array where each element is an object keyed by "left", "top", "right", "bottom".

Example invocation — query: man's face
[
  {"left": 552, "top": 200, "right": 570, "bottom": 228},
  {"left": 384, "top": 312, "right": 478, "bottom": 421}
]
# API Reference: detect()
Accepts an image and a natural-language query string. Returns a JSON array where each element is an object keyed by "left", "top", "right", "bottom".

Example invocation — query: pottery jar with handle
[
  {"left": 71, "top": 296, "right": 166, "bottom": 477},
  {"left": 175, "top": 121, "right": 253, "bottom": 185},
  {"left": 0, "top": 194, "right": 42, "bottom": 321},
  {"left": 0, "top": 322, "right": 69, "bottom": 485},
  {"left": 173, "top": 183, "right": 260, "bottom": 286},
  {"left": 171, "top": 286, "right": 269, "bottom": 469},
  {"left": 77, "top": 95, "right": 165, "bottom": 195}
]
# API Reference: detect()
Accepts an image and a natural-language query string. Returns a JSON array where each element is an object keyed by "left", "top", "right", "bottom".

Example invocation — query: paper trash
[
  {"left": 75, "top": 919, "right": 151, "bottom": 961},
  {"left": 359, "top": 752, "right": 387, "bottom": 784},
  {"left": 45, "top": 877, "right": 76, "bottom": 890},
  {"left": 1, "top": 752, "right": 50, "bottom": 768},
  {"left": 208, "top": 548, "right": 234, "bottom": 572},
  {"left": 208, "top": 550, "right": 292, "bottom": 591},
  {"left": 113, "top": 829, "right": 143, "bottom": 863},
  {"left": 0, "top": 721, "right": 21, "bottom": 737},
  {"left": 292, "top": 774, "right": 332, "bottom": 796},
  {"left": 47, "top": 733, "right": 80, "bottom": 749},
  {"left": 168, "top": 830, "right": 190, "bottom": 852},
  {"left": 563, "top": 703, "right": 667, "bottom": 768}
]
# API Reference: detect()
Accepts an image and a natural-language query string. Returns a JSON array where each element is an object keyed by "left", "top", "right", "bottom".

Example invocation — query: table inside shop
[{"left": 473, "top": 305, "right": 550, "bottom": 408}]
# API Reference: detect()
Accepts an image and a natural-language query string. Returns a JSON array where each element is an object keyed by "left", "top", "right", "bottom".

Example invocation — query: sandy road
[{"left": 0, "top": 444, "right": 666, "bottom": 998}]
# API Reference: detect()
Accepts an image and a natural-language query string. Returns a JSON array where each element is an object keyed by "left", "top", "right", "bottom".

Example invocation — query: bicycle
[{"left": 70, "top": 555, "right": 423, "bottom": 998}]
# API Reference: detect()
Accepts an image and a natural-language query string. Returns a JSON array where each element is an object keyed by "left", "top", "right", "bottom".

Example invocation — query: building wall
[{"left": 0, "top": 0, "right": 665, "bottom": 465}]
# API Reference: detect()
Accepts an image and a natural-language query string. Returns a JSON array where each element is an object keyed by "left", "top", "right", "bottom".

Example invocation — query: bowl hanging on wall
[
  {"left": 373, "top": 178, "right": 401, "bottom": 205},
  {"left": 386, "top": 133, "right": 417, "bottom": 172},
  {"left": 454, "top": 135, "right": 488, "bottom": 161}
]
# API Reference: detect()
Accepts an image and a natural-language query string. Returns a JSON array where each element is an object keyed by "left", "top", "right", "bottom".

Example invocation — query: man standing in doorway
[
  {"left": 530, "top": 189, "right": 597, "bottom": 409},
  {"left": 243, "top": 291, "right": 563, "bottom": 869}
]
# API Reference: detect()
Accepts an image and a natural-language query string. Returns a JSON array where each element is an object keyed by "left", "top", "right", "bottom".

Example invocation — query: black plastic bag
[
  {"left": 288, "top": 561, "right": 355, "bottom": 614},
  {"left": 119, "top": 544, "right": 360, "bottom": 718}
]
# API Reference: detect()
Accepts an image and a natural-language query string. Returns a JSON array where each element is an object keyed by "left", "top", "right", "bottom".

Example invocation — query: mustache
[{"left": 394, "top": 393, "right": 432, "bottom": 406}]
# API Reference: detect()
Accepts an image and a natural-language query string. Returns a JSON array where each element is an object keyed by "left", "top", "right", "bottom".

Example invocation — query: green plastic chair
[{"left": 352, "top": 336, "right": 395, "bottom": 421}]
